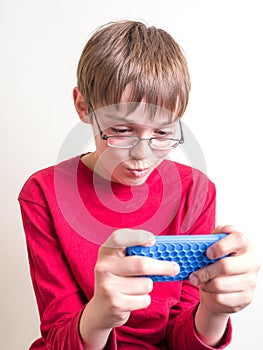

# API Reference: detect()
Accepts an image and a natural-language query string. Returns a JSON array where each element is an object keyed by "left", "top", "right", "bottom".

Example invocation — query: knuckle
[
  {"left": 247, "top": 275, "right": 258, "bottom": 290},
  {"left": 99, "top": 282, "right": 112, "bottom": 297},
  {"left": 95, "top": 261, "right": 108, "bottom": 276},
  {"left": 219, "top": 258, "right": 232, "bottom": 275},
  {"left": 245, "top": 290, "right": 254, "bottom": 306},
  {"left": 142, "top": 294, "right": 152, "bottom": 308},
  {"left": 110, "top": 296, "right": 123, "bottom": 312},
  {"left": 215, "top": 291, "right": 253, "bottom": 314},
  {"left": 213, "top": 293, "right": 225, "bottom": 306},
  {"left": 230, "top": 297, "right": 251, "bottom": 313},
  {"left": 103, "top": 229, "right": 128, "bottom": 249},
  {"left": 134, "top": 257, "right": 148, "bottom": 274},
  {"left": 242, "top": 291, "right": 253, "bottom": 307},
  {"left": 210, "top": 278, "right": 224, "bottom": 292},
  {"left": 255, "top": 259, "right": 261, "bottom": 273},
  {"left": 107, "top": 230, "right": 121, "bottom": 248},
  {"left": 198, "top": 268, "right": 211, "bottom": 283},
  {"left": 144, "top": 278, "right": 153, "bottom": 293},
  {"left": 235, "top": 231, "right": 248, "bottom": 247},
  {"left": 117, "top": 312, "right": 130, "bottom": 324}
]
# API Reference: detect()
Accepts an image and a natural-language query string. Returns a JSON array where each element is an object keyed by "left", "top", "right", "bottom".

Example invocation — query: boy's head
[{"left": 77, "top": 20, "right": 191, "bottom": 119}]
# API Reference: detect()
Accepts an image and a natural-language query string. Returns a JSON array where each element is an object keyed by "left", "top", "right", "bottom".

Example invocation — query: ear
[{"left": 73, "top": 87, "right": 91, "bottom": 123}]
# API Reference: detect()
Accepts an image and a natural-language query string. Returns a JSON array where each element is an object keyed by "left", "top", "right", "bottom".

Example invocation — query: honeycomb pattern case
[{"left": 126, "top": 234, "right": 227, "bottom": 282}]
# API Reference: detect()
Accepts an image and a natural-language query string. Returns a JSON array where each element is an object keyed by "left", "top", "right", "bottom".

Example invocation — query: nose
[{"left": 129, "top": 138, "right": 152, "bottom": 160}]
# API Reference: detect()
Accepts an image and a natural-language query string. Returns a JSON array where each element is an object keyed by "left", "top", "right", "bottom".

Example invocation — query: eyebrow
[{"left": 103, "top": 113, "right": 178, "bottom": 127}]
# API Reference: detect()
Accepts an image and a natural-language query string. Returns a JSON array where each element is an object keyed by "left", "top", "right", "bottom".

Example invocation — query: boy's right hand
[{"left": 89, "top": 229, "right": 179, "bottom": 329}]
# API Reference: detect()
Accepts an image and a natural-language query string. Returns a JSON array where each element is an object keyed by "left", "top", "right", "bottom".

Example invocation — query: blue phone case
[{"left": 126, "top": 234, "right": 227, "bottom": 281}]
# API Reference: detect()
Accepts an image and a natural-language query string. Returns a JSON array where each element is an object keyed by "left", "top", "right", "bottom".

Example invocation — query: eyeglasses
[{"left": 90, "top": 106, "right": 184, "bottom": 150}]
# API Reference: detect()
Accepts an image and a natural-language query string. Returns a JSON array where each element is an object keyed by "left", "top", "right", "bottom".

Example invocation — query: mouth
[{"left": 127, "top": 167, "right": 151, "bottom": 178}]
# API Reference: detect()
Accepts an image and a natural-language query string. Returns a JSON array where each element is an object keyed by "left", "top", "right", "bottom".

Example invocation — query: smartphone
[{"left": 126, "top": 234, "right": 227, "bottom": 281}]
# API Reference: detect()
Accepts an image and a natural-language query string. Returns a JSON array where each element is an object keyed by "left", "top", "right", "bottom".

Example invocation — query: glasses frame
[{"left": 89, "top": 105, "right": 184, "bottom": 150}]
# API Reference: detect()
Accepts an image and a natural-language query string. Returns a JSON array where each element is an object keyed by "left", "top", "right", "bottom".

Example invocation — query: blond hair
[{"left": 77, "top": 20, "right": 191, "bottom": 118}]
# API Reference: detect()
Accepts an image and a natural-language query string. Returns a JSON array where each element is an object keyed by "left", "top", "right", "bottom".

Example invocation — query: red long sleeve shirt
[{"left": 18, "top": 156, "right": 232, "bottom": 349}]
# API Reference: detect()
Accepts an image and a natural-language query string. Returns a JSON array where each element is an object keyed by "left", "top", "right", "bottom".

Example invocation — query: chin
[
  {"left": 115, "top": 176, "right": 149, "bottom": 186},
  {"left": 128, "top": 179, "right": 147, "bottom": 186}
]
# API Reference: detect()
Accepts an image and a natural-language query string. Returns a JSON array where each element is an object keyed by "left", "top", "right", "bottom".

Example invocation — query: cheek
[
  {"left": 96, "top": 145, "right": 129, "bottom": 168},
  {"left": 94, "top": 135, "right": 106, "bottom": 153},
  {"left": 153, "top": 149, "right": 171, "bottom": 160}
]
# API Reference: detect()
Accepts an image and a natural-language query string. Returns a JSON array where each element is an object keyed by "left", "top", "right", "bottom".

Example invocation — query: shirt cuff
[
  {"left": 77, "top": 306, "right": 117, "bottom": 350},
  {"left": 192, "top": 305, "right": 232, "bottom": 349}
]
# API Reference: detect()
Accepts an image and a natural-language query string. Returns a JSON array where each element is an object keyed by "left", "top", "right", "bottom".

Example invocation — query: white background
[{"left": 1, "top": 1, "right": 262, "bottom": 349}]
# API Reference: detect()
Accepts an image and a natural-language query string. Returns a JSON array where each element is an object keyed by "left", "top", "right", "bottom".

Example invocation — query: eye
[
  {"left": 110, "top": 127, "right": 133, "bottom": 134},
  {"left": 154, "top": 129, "right": 168, "bottom": 137}
]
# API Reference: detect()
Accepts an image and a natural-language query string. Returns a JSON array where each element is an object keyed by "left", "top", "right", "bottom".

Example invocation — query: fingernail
[{"left": 206, "top": 246, "right": 215, "bottom": 259}]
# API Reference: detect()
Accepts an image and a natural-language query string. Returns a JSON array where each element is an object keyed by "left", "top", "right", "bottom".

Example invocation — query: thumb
[
  {"left": 99, "top": 229, "right": 155, "bottom": 257},
  {"left": 212, "top": 224, "right": 236, "bottom": 234}
]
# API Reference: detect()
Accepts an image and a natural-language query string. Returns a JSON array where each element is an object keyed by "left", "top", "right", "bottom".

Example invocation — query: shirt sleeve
[
  {"left": 166, "top": 281, "right": 232, "bottom": 350},
  {"left": 19, "top": 196, "right": 87, "bottom": 349}
]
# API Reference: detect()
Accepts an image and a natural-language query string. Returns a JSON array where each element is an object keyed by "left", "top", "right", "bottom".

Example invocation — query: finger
[
  {"left": 206, "top": 231, "right": 250, "bottom": 260},
  {"left": 212, "top": 224, "right": 236, "bottom": 234},
  {"left": 98, "top": 255, "right": 180, "bottom": 277},
  {"left": 99, "top": 229, "right": 156, "bottom": 257},
  {"left": 198, "top": 274, "right": 257, "bottom": 294},
  {"left": 115, "top": 293, "right": 152, "bottom": 312},
  {"left": 189, "top": 254, "right": 253, "bottom": 285},
  {"left": 118, "top": 276, "right": 154, "bottom": 295},
  {"left": 201, "top": 290, "right": 254, "bottom": 314}
]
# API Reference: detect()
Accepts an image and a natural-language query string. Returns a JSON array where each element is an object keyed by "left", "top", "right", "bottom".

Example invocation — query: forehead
[{"left": 95, "top": 102, "right": 178, "bottom": 128}]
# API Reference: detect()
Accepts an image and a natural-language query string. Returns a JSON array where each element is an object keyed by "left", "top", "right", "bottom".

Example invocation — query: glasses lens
[
  {"left": 107, "top": 136, "right": 138, "bottom": 148},
  {"left": 107, "top": 136, "right": 180, "bottom": 150},
  {"left": 150, "top": 138, "right": 179, "bottom": 150}
]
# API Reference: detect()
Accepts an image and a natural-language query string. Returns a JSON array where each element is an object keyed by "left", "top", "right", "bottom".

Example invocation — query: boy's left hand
[{"left": 189, "top": 225, "right": 260, "bottom": 315}]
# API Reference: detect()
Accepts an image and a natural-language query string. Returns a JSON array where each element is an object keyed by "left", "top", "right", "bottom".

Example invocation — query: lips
[{"left": 127, "top": 168, "right": 151, "bottom": 178}]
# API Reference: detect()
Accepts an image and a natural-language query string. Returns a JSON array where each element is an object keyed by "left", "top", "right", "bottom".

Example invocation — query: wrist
[
  {"left": 194, "top": 303, "right": 229, "bottom": 347},
  {"left": 79, "top": 299, "right": 112, "bottom": 350}
]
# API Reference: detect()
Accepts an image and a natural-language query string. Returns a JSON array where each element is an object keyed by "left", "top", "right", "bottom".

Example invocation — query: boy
[{"left": 19, "top": 20, "right": 259, "bottom": 350}]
